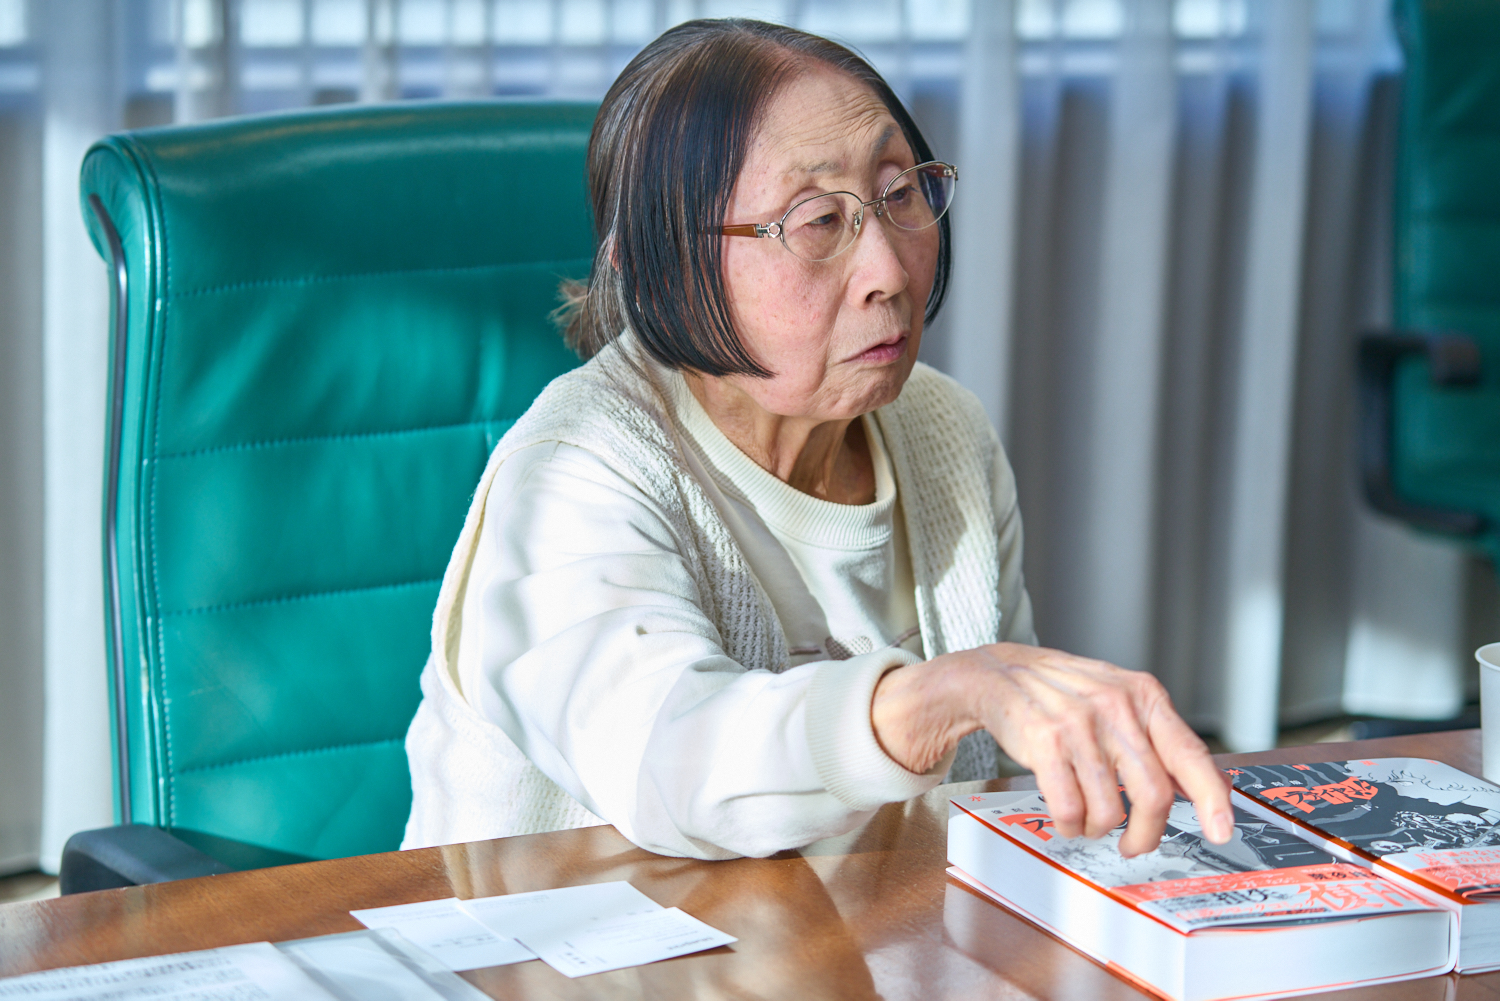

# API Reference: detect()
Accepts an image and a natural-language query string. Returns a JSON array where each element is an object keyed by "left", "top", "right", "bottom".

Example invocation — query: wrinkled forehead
[{"left": 744, "top": 64, "right": 908, "bottom": 184}]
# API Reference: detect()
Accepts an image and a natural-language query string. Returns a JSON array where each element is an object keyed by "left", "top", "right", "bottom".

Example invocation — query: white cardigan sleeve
[
  {"left": 991, "top": 434, "right": 1038, "bottom": 647},
  {"left": 452, "top": 441, "right": 947, "bottom": 860}
]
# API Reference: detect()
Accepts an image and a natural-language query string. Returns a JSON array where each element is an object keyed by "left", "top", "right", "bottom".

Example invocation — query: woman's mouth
[{"left": 854, "top": 333, "right": 908, "bottom": 364}]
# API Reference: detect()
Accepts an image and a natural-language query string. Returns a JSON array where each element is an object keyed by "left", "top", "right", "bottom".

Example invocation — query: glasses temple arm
[{"left": 721, "top": 223, "right": 777, "bottom": 238}]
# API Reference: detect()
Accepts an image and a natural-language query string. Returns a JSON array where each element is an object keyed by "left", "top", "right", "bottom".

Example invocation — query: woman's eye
[
  {"left": 887, "top": 184, "right": 914, "bottom": 205},
  {"left": 806, "top": 212, "right": 842, "bottom": 228}
]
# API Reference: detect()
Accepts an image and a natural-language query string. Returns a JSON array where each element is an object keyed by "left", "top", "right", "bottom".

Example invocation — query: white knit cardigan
[{"left": 403, "top": 338, "right": 1014, "bottom": 849}]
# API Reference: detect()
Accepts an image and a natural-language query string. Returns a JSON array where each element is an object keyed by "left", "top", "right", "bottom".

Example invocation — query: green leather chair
[
  {"left": 58, "top": 100, "right": 595, "bottom": 892},
  {"left": 1359, "top": 0, "right": 1500, "bottom": 563}
]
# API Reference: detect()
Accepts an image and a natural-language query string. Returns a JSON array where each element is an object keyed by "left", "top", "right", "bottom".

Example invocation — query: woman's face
[{"left": 716, "top": 64, "right": 939, "bottom": 423}]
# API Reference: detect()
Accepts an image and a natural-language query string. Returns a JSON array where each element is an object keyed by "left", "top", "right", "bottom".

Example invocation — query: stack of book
[
  {"left": 947, "top": 756, "right": 1500, "bottom": 1000},
  {"left": 1230, "top": 757, "right": 1500, "bottom": 974}
]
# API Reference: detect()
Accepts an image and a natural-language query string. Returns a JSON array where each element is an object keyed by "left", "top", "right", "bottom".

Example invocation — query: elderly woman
[{"left": 403, "top": 18, "right": 1232, "bottom": 861}]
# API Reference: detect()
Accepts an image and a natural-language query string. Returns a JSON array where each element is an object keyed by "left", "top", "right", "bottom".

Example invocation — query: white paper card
[
  {"left": 0, "top": 941, "right": 333, "bottom": 1000},
  {"left": 520, "top": 906, "right": 737, "bottom": 978},
  {"left": 349, "top": 898, "right": 534, "bottom": 970},
  {"left": 456, "top": 881, "right": 661, "bottom": 944},
  {"left": 279, "top": 931, "right": 451, "bottom": 1001}
]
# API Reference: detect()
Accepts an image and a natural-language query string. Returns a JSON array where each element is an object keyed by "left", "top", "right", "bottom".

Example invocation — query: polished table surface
[{"left": 5, "top": 731, "right": 1500, "bottom": 999}]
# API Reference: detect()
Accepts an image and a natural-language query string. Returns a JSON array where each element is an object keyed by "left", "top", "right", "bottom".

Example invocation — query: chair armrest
[
  {"left": 59, "top": 825, "right": 234, "bottom": 894},
  {"left": 1356, "top": 329, "right": 1486, "bottom": 536}
]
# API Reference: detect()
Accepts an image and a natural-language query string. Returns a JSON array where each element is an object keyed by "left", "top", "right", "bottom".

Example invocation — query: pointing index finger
[{"left": 1147, "top": 706, "right": 1233, "bottom": 843}]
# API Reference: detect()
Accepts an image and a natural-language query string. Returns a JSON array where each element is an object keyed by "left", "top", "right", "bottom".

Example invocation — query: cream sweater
[
  {"left": 661, "top": 370, "right": 925, "bottom": 668},
  {"left": 402, "top": 338, "right": 1035, "bottom": 859}
]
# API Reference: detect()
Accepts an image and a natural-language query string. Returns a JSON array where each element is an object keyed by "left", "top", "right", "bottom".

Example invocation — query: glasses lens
[
  {"left": 883, "top": 163, "right": 955, "bottom": 232},
  {"left": 781, "top": 192, "right": 862, "bottom": 261}
]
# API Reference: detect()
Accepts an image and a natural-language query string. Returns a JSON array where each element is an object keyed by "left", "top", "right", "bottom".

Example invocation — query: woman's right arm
[{"left": 454, "top": 442, "right": 946, "bottom": 860}]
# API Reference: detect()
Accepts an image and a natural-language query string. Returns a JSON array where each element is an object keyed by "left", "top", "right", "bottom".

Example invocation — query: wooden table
[{"left": 4, "top": 731, "right": 1499, "bottom": 999}]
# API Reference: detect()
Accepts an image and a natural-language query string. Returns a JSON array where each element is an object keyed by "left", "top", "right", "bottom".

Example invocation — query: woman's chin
[{"left": 832, "top": 359, "right": 915, "bottom": 416}]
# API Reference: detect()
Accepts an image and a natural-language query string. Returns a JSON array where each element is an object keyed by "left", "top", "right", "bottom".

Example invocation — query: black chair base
[
  {"left": 59, "top": 825, "right": 323, "bottom": 895},
  {"left": 60, "top": 825, "right": 233, "bottom": 894}
]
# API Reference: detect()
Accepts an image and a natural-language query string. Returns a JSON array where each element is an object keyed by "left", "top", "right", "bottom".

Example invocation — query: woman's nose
[{"left": 848, "top": 206, "right": 910, "bottom": 301}]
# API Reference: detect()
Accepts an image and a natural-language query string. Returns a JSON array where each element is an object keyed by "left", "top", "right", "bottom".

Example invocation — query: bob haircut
[{"left": 559, "top": 18, "right": 952, "bottom": 378}]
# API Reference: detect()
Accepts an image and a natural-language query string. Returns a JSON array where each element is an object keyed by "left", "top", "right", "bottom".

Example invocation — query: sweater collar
[{"left": 659, "top": 367, "right": 898, "bottom": 550}]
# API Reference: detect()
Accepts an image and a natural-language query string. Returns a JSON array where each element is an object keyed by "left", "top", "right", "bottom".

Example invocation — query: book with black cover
[{"left": 1230, "top": 757, "right": 1500, "bottom": 973}]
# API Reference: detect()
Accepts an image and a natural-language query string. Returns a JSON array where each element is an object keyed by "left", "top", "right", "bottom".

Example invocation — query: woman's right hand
[{"left": 870, "top": 642, "right": 1233, "bottom": 858}]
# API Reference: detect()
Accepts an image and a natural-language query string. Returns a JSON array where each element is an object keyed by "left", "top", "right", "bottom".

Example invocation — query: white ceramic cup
[{"left": 1479, "top": 643, "right": 1500, "bottom": 782}]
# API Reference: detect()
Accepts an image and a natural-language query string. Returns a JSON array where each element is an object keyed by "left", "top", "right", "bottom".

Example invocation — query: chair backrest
[
  {"left": 80, "top": 100, "right": 595, "bottom": 862},
  {"left": 1386, "top": 0, "right": 1500, "bottom": 558}
]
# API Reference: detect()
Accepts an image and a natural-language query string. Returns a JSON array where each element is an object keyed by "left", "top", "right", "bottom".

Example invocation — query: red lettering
[
  {"left": 998, "top": 813, "right": 1055, "bottom": 841},
  {"left": 1261, "top": 777, "right": 1380, "bottom": 814}
]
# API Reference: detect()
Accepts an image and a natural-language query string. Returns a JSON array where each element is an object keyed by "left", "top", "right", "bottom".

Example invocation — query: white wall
[
  {"left": 36, "top": 0, "right": 119, "bottom": 873},
  {"left": 0, "top": 104, "right": 45, "bottom": 876}
]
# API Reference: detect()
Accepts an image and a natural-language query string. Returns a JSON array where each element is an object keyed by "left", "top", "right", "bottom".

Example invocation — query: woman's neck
[{"left": 684, "top": 371, "right": 876, "bottom": 505}]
